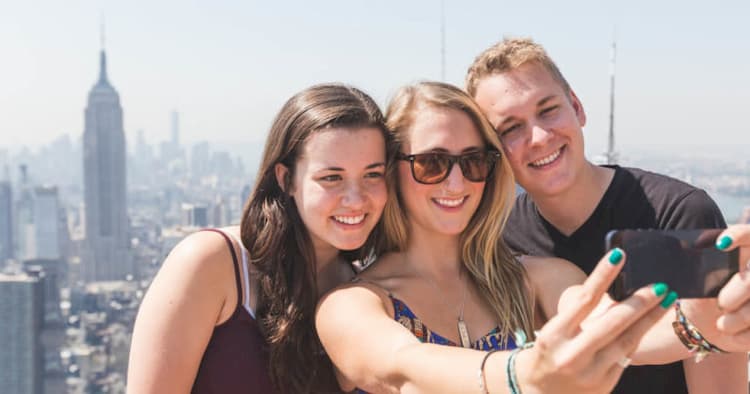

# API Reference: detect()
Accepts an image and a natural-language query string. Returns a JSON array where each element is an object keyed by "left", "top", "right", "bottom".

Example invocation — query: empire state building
[{"left": 82, "top": 45, "right": 133, "bottom": 282}]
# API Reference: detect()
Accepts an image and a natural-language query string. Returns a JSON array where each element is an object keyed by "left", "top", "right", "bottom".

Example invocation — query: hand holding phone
[{"left": 606, "top": 229, "right": 739, "bottom": 300}]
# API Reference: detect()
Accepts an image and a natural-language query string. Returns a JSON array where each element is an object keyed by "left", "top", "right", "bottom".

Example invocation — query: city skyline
[
  {"left": 0, "top": 5, "right": 747, "bottom": 389},
  {"left": 1, "top": 1, "right": 748, "bottom": 158}
]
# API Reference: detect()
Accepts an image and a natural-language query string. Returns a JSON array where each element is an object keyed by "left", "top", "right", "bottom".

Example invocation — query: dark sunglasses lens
[
  {"left": 460, "top": 152, "right": 492, "bottom": 182},
  {"left": 413, "top": 153, "right": 450, "bottom": 184}
]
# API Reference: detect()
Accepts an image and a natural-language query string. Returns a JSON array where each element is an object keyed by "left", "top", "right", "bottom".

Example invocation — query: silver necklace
[
  {"left": 456, "top": 277, "right": 471, "bottom": 348},
  {"left": 423, "top": 268, "right": 472, "bottom": 348}
]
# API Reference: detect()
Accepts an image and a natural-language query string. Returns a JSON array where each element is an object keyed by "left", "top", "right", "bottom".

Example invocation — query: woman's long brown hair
[{"left": 240, "top": 84, "right": 388, "bottom": 393}]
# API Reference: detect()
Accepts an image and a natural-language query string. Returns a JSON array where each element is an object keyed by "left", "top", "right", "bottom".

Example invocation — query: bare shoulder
[
  {"left": 128, "top": 229, "right": 241, "bottom": 391},
  {"left": 519, "top": 255, "right": 587, "bottom": 322},
  {"left": 356, "top": 252, "right": 410, "bottom": 290},
  {"left": 318, "top": 254, "right": 406, "bottom": 319},
  {"left": 164, "top": 229, "right": 236, "bottom": 276},
  {"left": 520, "top": 255, "right": 586, "bottom": 291},
  {"left": 317, "top": 280, "right": 393, "bottom": 328},
  {"left": 146, "top": 229, "right": 241, "bottom": 315},
  {"left": 222, "top": 225, "right": 242, "bottom": 238}
]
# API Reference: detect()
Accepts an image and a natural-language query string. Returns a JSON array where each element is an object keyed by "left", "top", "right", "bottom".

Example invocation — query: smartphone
[{"left": 606, "top": 229, "right": 739, "bottom": 300}]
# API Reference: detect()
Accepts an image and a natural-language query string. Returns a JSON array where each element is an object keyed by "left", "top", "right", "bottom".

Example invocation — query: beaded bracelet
[
  {"left": 506, "top": 342, "right": 535, "bottom": 394},
  {"left": 478, "top": 349, "right": 499, "bottom": 394},
  {"left": 672, "top": 300, "right": 726, "bottom": 363}
]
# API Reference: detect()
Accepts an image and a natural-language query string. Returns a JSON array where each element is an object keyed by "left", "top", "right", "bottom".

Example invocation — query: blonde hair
[
  {"left": 383, "top": 81, "right": 535, "bottom": 344},
  {"left": 465, "top": 37, "right": 571, "bottom": 98}
]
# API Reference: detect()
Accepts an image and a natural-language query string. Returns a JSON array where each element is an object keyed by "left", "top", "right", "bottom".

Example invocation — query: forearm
[
  {"left": 631, "top": 304, "right": 690, "bottom": 364},
  {"left": 384, "top": 343, "right": 514, "bottom": 394},
  {"left": 684, "top": 352, "right": 748, "bottom": 394}
]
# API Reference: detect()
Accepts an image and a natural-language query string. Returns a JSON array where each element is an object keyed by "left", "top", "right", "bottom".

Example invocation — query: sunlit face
[
  {"left": 285, "top": 127, "right": 387, "bottom": 259},
  {"left": 473, "top": 62, "right": 587, "bottom": 198},
  {"left": 398, "top": 106, "right": 487, "bottom": 238}
]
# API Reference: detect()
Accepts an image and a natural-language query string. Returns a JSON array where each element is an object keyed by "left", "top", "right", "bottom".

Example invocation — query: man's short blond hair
[{"left": 465, "top": 37, "right": 571, "bottom": 97}]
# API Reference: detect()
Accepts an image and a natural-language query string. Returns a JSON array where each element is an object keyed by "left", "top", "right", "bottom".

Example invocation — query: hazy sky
[{"left": 1, "top": 0, "right": 748, "bottom": 157}]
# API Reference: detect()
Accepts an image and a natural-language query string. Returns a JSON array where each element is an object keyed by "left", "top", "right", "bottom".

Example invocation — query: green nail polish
[
  {"left": 609, "top": 248, "right": 623, "bottom": 265},
  {"left": 716, "top": 235, "right": 732, "bottom": 250},
  {"left": 653, "top": 282, "right": 668, "bottom": 297},
  {"left": 660, "top": 291, "right": 678, "bottom": 309}
]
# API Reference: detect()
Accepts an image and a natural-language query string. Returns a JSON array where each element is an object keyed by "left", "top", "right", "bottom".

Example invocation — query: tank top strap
[
  {"left": 219, "top": 230, "right": 256, "bottom": 319},
  {"left": 200, "top": 229, "right": 244, "bottom": 313}
]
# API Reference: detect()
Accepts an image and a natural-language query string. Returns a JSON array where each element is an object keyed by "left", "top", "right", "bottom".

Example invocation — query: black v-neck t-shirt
[{"left": 504, "top": 165, "right": 726, "bottom": 394}]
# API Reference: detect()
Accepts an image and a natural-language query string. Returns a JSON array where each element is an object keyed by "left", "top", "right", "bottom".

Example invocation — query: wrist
[
  {"left": 673, "top": 300, "right": 727, "bottom": 362},
  {"left": 511, "top": 344, "right": 541, "bottom": 394}
]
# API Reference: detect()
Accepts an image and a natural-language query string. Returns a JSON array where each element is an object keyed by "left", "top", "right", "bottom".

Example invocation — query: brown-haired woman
[{"left": 128, "top": 83, "right": 391, "bottom": 393}]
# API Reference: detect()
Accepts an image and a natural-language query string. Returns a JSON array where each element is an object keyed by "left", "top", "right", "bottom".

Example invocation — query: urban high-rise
[
  {"left": 32, "top": 186, "right": 60, "bottom": 260},
  {"left": 15, "top": 165, "right": 34, "bottom": 261},
  {"left": 82, "top": 44, "right": 132, "bottom": 281},
  {"left": 0, "top": 181, "right": 12, "bottom": 264},
  {"left": 0, "top": 272, "right": 44, "bottom": 394}
]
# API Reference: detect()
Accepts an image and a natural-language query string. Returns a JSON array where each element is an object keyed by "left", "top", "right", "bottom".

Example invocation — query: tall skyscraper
[
  {"left": 171, "top": 110, "right": 180, "bottom": 148},
  {"left": 23, "top": 263, "right": 66, "bottom": 393},
  {"left": 32, "top": 186, "right": 60, "bottom": 260},
  {"left": 82, "top": 41, "right": 132, "bottom": 282},
  {"left": 0, "top": 181, "right": 12, "bottom": 264},
  {"left": 15, "top": 165, "right": 34, "bottom": 261},
  {"left": 0, "top": 272, "right": 44, "bottom": 394},
  {"left": 160, "top": 110, "right": 183, "bottom": 166}
]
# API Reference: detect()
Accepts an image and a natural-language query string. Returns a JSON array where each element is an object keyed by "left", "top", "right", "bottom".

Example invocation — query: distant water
[{"left": 708, "top": 192, "right": 750, "bottom": 223}]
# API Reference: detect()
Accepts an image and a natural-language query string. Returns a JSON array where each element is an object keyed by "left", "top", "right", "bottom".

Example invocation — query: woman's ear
[{"left": 274, "top": 163, "right": 290, "bottom": 192}]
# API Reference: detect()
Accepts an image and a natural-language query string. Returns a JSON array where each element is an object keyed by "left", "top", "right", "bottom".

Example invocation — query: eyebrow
[
  {"left": 537, "top": 95, "right": 557, "bottom": 107},
  {"left": 495, "top": 94, "right": 558, "bottom": 129},
  {"left": 320, "top": 162, "right": 386, "bottom": 172},
  {"left": 418, "top": 147, "right": 483, "bottom": 154}
]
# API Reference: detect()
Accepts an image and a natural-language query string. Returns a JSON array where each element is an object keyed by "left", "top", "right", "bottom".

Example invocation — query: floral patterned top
[{"left": 354, "top": 294, "right": 518, "bottom": 394}]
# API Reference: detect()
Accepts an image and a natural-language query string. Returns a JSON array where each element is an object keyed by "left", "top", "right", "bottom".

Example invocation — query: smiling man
[{"left": 466, "top": 37, "right": 746, "bottom": 394}]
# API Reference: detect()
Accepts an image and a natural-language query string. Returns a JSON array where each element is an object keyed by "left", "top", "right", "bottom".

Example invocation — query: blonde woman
[{"left": 316, "top": 82, "right": 674, "bottom": 394}]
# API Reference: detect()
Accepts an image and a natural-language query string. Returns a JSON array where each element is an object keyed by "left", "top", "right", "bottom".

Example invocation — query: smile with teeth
[
  {"left": 530, "top": 148, "right": 562, "bottom": 167},
  {"left": 332, "top": 214, "right": 366, "bottom": 225},
  {"left": 434, "top": 197, "right": 465, "bottom": 208}
]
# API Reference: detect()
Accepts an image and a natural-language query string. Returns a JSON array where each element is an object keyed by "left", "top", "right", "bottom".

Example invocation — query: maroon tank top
[{"left": 190, "top": 229, "right": 275, "bottom": 393}]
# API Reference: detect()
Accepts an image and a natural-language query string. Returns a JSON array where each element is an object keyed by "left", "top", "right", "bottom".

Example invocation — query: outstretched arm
[{"left": 317, "top": 249, "right": 670, "bottom": 394}]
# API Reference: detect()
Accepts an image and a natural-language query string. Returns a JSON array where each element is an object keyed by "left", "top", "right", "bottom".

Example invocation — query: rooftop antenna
[
  {"left": 97, "top": 13, "right": 109, "bottom": 84},
  {"left": 440, "top": 0, "right": 446, "bottom": 81},
  {"left": 100, "top": 13, "right": 106, "bottom": 50},
  {"left": 604, "top": 29, "right": 619, "bottom": 165}
]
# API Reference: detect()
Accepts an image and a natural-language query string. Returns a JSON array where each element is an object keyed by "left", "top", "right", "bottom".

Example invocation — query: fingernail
[
  {"left": 660, "top": 291, "right": 679, "bottom": 309},
  {"left": 652, "top": 282, "right": 668, "bottom": 297},
  {"left": 716, "top": 235, "right": 733, "bottom": 250},
  {"left": 717, "top": 316, "right": 727, "bottom": 331},
  {"left": 609, "top": 248, "right": 624, "bottom": 265}
]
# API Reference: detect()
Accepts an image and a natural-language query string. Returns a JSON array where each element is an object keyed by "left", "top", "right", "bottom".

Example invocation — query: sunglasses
[{"left": 397, "top": 150, "right": 501, "bottom": 185}]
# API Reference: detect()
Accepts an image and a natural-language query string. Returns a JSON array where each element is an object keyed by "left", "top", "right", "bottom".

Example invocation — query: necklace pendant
[{"left": 457, "top": 318, "right": 471, "bottom": 348}]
